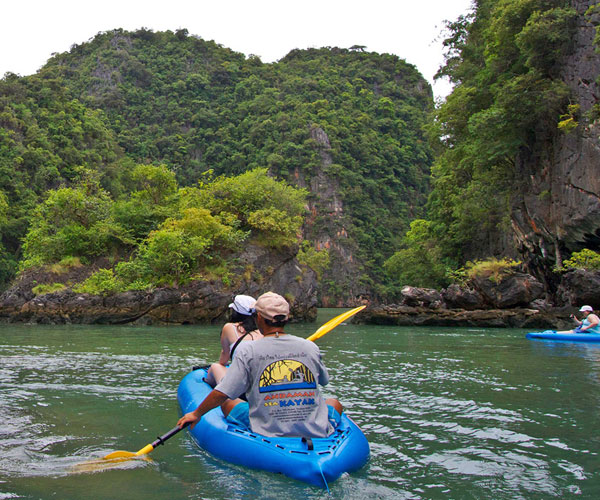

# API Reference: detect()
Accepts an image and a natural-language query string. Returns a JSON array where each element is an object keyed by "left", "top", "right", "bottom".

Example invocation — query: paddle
[
  {"left": 306, "top": 305, "right": 366, "bottom": 342},
  {"left": 72, "top": 424, "right": 189, "bottom": 473},
  {"left": 87, "top": 305, "right": 366, "bottom": 467},
  {"left": 102, "top": 423, "right": 189, "bottom": 460}
]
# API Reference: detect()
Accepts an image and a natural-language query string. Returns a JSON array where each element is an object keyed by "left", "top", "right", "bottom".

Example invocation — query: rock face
[
  {"left": 360, "top": 305, "right": 567, "bottom": 330},
  {"left": 470, "top": 272, "right": 545, "bottom": 309},
  {"left": 358, "top": 270, "right": 595, "bottom": 328},
  {"left": 0, "top": 244, "right": 318, "bottom": 324},
  {"left": 295, "top": 126, "right": 364, "bottom": 306},
  {"left": 399, "top": 286, "right": 443, "bottom": 308},
  {"left": 556, "top": 269, "right": 600, "bottom": 309},
  {"left": 441, "top": 285, "right": 485, "bottom": 310},
  {"left": 511, "top": 0, "right": 600, "bottom": 287}
]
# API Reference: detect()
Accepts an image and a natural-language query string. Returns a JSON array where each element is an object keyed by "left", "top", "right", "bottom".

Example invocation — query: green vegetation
[
  {"left": 297, "top": 241, "right": 330, "bottom": 280},
  {"left": 463, "top": 257, "right": 521, "bottom": 283},
  {"left": 562, "top": 249, "right": 600, "bottom": 271},
  {"left": 381, "top": 0, "right": 580, "bottom": 293},
  {"left": 423, "top": 0, "right": 576, "bottom": 262},
  {"left": 21, "top": 181, "right": 131, "bottom": 269},
  {"left": 73, "top": 268, "right": 127, "bottom": 295},
  {"left": 557, "top": 103, "right": 580, "bottom": 133},
  {"left": 23, "top": 168, "right": 306, "bottom": 294},
  {"left": 383, "top": 219, "right": 450, "bottom": 289},
  {"left": 48, "top": 256, "right": 84, "bottom": 274},
  {"left": 32, "top": 282, "right": 66, "bottom": 295},
  {"left": 1, "top": 30, "right": 432, "bottom": 296},
  {"left": 6, "top": 14, "right": 587, "bottom": 299},
  {"left": 184, "top": 168, "right": 306, "bottom": 249},
  {"left": 0, "top": 189, "right": 14, "bottom": 284}
]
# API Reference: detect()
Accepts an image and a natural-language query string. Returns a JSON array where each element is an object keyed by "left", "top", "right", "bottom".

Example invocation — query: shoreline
[{"left": 357, "top": 305, "right": 572, "bottom": 330}]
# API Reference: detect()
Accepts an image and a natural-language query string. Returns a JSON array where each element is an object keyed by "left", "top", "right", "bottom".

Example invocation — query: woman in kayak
[
  {"left": 562, "top": 305, "right": 600, "bottom": 333},
  {"left": 204, "top": 295, "right": 263, "bottom": 386}
]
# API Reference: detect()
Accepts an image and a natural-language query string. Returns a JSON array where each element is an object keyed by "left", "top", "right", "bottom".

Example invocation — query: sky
[{"left": 1, "top": 0, "right": 473, "bottom": 99}]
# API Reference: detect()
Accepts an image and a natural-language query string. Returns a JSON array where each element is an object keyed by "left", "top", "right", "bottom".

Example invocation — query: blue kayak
[
  {"left": 177, "top": 368, "right": 370, "bottom": 489},
  {"left": 526, "top": 330, "right": 600, "bottom": 342}
]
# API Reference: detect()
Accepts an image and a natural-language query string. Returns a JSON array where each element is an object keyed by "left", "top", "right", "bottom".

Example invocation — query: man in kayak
[{"left": 177, "top": 292, "right": 342, "bottom": 438}]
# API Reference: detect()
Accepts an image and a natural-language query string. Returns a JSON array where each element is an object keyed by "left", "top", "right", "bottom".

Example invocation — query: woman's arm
[
  {"left": 582, "top": 314, "right": 600, "bottom": 331},
  {"left": 217, "top": 323, "right": 237, "bottom": 365}
]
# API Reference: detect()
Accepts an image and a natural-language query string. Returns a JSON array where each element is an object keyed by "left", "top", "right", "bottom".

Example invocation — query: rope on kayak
[
  {"left": 319, "top": 466, "right": 330, "bottom": 493},
  {"left": 302, "top": 436, "right": 329, "bottom": 491}
]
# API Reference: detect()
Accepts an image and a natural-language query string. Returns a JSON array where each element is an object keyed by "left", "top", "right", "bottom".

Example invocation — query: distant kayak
[{"left": 526, "top": 330, "right": 600, "bottom": 342}]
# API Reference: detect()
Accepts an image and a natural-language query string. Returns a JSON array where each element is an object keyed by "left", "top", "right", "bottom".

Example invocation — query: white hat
[
  {"left": 579, "top": 305, "right": 594, "bottom": 312},
  {"left": 228, "top": 295, "right": 256, "bottom": 316}
]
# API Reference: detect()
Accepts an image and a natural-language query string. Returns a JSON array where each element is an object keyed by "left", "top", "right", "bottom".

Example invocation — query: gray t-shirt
[{"left": 216, "top": 334, "right": 333, "bottom": 438}]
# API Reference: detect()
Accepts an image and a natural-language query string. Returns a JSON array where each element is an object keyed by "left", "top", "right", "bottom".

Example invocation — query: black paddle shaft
[{"left": 151, "top": 422, "right": 189, "bottom": 448}]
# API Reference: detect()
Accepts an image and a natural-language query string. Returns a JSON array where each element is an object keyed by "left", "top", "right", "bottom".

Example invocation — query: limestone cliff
[
  {"left": 295, "top": 126, "right": 364, "bottom": 306},
  {"left": 511, "top": 0, "right": 600, "bottom": 290}
]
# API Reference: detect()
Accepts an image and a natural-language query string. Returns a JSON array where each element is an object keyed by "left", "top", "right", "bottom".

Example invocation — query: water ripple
[{"left": 2, "top": 324, "right": 600, "bottom": 499}]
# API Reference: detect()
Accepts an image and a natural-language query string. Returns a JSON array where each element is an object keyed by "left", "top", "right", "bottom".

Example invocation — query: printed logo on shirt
[{"left": 258, "top": 359, "right": 317, "bottom": 393}]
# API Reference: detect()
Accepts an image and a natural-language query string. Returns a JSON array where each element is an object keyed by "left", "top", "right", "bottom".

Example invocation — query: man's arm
[{"left": 177, "top": 389, "right": 229, "bottom": 429}]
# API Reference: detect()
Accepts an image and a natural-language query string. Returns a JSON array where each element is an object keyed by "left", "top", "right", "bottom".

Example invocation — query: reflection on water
[{"left": 1, "top": 318, "right": 600, "bottom": 499}]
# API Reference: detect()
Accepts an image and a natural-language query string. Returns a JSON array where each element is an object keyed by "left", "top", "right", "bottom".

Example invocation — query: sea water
[{"left": 1, "top": 311, "right": 599, "bottom": 499}]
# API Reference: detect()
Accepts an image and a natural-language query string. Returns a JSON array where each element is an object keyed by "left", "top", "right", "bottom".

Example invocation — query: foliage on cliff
[
  {"left": 384, "top": 0, "right": 578, "bottom": 289},
  {"left": 23, "top": 167, "right": 307, "bottom": 294},
  {"left": 0, "top": 71, "right": 128, "bottom": 285},
  {"left": 561, "top": 249, "right": 600, "bottom": 271},
  {"left": 430, "top": 0, "right": 576, "bottom": 257},
  {"left": 1, "top": 29, "right": 432, "bottom": 294}
]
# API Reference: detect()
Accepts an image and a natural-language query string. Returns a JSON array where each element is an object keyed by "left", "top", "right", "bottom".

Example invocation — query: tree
[
  {"left": 130, "top": 164, "right": 178, "bottom": 205},
  {"left": 126, "top": 207, "right": 247, "bottom": 286},
  {"left": 191, "top": 168, "right": 307, "bottom": 249},
  {"left": 384, "top": 219, "right": 451, "bottom": 289},
  {"left": 21, "top": 186, "right": 129, "bottom": 268}
]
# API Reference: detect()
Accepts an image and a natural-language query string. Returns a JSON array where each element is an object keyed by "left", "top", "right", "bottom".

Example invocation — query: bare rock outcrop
[
  {"left": 360, "top": 305, "right": 568, "bottom": 330},
  {"left": 470, "top": 272, "right": 545, "bottom": 309},
  {"left": 359, "top": 270, "right": 586, "bottom": 329},
  {"left": 441, "top": 284, "right": 485, "bottom": 310},
  {"left": 400, "top": 286, "right": 443, "bottom": 308},
  {"left": 556, "top": 269, "right": 600, "bottom": 309}
]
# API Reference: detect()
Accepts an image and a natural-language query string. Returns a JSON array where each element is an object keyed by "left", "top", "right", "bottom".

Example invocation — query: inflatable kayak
[
  {"left": 177, "top": 368, "right": 370, "bottom": 489},
  {"left": 526, "top": 330, "right": 600, "bottom": 342}
]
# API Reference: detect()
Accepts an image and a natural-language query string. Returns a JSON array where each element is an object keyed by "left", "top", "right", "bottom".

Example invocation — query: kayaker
[
  {"left": 178, "top": 292, "right": 343, "bottom": 438},
  {"left": 204, "top": 294, "right": 263, "bottom": 387},
  {"left": 566, "top": 305, "right": 600, "bottom": 333}
]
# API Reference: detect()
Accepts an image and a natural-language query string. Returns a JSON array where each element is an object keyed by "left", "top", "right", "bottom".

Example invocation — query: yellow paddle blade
[
  {"left": 134, "top": 444, "right": 155, "bottom": 456},
  {"left": 78, "top": 423, "right": 182, "bottom": 473},
  {"left": 306, "top": 305, "right": 366, "bottom": 342},
  {"left": 72, "top": 451, "right": 151, "bottom": 474},
  {"left": 103, "top": 450, "right": 138, "bottom": 459},
  {"left": 100, "top": 442, "right": 154, "bottom": 460},
  {"left": 74, "top": 421, "right": 184, "bottom": 473}
]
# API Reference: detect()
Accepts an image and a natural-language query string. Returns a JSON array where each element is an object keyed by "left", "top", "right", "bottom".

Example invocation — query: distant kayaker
[
  {"left": 562, "top": 305, "right": 600, "bottom": 334},
  {"left": 178, "top": 292, "right": 343, "bottom": 438},
  {"left": 204, "top": 295, "right": 263, "bottom": 387}
]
